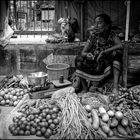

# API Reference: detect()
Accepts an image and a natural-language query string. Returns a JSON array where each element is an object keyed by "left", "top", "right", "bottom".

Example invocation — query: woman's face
[{"left": 94, "top": 16, "right": 109, "bottom": 33}]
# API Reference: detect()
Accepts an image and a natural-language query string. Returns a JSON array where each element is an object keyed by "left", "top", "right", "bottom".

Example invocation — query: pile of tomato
[{"left": 9, "top": 103, "right": 62, "bottom": 138}]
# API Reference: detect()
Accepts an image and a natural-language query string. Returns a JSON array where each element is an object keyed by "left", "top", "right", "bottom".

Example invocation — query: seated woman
[{"left": 75, "top": 13, "right": 123, "bottom": 95}]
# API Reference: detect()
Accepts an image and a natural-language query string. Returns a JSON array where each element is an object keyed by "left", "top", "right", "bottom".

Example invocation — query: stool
[{"left": 72, "top": 69, "right": 111, "bottom": 92}]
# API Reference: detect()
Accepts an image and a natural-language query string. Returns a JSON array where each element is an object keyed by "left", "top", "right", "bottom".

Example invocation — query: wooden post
[
  {"left": 123, "top": 0, "right": 131, "bottom": 88},
  {"left": 80, "top": 3, "right": 84, "bottom": 41},
  {"left": 123, "top": 43, "right": 128, "bottom": 88},
  {"left": 125, "top": 0, "right": 131, "bottom": 41}
]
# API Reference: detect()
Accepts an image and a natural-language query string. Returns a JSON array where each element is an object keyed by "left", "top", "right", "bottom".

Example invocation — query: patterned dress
[{"left": 75, "top": 30, "right": 123, "bottom": 76}]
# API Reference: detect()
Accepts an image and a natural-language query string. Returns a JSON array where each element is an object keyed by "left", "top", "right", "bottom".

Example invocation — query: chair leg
[{"left": 89, "top": 81, "right": 99, "bottom": 92}]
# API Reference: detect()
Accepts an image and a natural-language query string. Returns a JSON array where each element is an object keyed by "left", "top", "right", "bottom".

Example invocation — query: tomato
[
  {"left": 41, "top": 127, "right": 46, "bottom": 134},
  {"left": 25, "top": 130, "right": 30, "bottom": 136},
  {"left": 46, "top": 114, "right": 51, "bottom": 120},
  {"left": 51, "top": 113, "right": 57, "bottom": 119},
  {"left": 0, "top": 90, "right": 5, "bottom": 96},
  {"left": 52, "top": 130, "right": 57, "bottom": 135},
  {"left": 9, "top": 124, "right": 14, "bottom": 132},
  {"left": 30, "top": 127, "right": 36, "bottom": 135},
  {"left": 52, "top": 107, "right": 59, "bottom": 113},
  {"left": 39, "top": 105, "right": 44, "bottom": 110},
  {"left": 21, "top": 117, "right": 26, "bottom": 122},
  {"left": 48, "top": 105, "right": 52, "bottom": 109},
  {"left": 36, "top": 126, "right": 41, "bottom": 131},
  {"left": 42, "top": 119, "right": 46, "bottom": 122},
  {"left": 45, "top": 108, "right": 50, "bottom": 114},
  {"left": 44, "top": 131, "right": 50, "bottom": 138},
  {"left": 12, "top": 129, "right": 18, "bottom": 136},
  {"left": 36, "top": 130, "right": 42, "bottom": 137},
  {"left": 49, "top": 109, "right": 53, "bottom": 114},
  {"left": 20, "top": 124, "right": 26, "bottom": 130},
  {"left": 53, "top": 119, "right": 59, "bottom": 125},
  {"left": 46, "top": 128, "right": 52, "bottom": 136},
  {"left": 48, "top": 119, "right": 53, "bottom": 124},
  {"left": 19, "top": 130, "right": 25, "bottom": 135},
  {"left": 1, "top": 100, "right": 6, "bottom": 105},
  {"left": 26, "top": 125, "right": 31, "bottom": 131},
  {"left": 49, "top": 123, "right": 56, "bottom": 130},
  {"left": 39, "top": 122, "right": 46, "bottom": 127},
  {"left": 38, "top": 116, "right": 43, "bottom": 120},
  {"left": 32, "top": 122, "right": 37, "bottom": 128},
  {"left": 44, "top": 122, "right": 49, "bottom": 128},
  {"left": 35, "top": 118, "right": 40, "bottom": 123},
  {"left": 0, "top": 96, "right": 3, "bottom": 102}
]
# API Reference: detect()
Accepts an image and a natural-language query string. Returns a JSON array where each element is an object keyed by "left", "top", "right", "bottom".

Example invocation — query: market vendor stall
[{"left": 1, "top": 84, "right": 140, "bottom": 139}]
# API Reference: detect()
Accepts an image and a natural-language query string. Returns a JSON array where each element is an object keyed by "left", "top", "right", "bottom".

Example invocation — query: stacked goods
[
  {"left": 108, "top": 86, "right": 140, "bottom": 137},
  {"left": 0, "top": 75, "right": 28, "bottom": 90},
  {"left": 109, "top": 87, "right": 140, "bottom": 110},
  {"left": 51, "top": 87, "right": 105, "bottom": 139},
  {"left": 9, "top": 99, "right": 62, "bottom": 138},
  {"left": 0, "top": 88, "right": 29, "bottom": 106}
]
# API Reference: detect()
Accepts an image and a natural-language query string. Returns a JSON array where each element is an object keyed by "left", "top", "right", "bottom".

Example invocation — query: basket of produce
[
  {"left": 27, "top": 72, "right": 48, "bottom": 87},
  {"left": 46, "top": 63, "right": 70, "bottom": 81}
]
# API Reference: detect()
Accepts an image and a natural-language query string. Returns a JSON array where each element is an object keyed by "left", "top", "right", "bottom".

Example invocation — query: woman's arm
[
  {"left": 104, "top": 35, "right": 123, "bottom": 54},
  {"left": 81, "top": 38, "right": 93, "bottom": 57},
  {"left": 104, "top": 43, "right": 123, "bottom": 53}
]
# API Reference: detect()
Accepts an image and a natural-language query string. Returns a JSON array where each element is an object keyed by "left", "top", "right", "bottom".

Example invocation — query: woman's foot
[
  {"left": 112, "top": 88, "right": 119, "bottom": 95},
  {"left": 78, "top": 89, "right": 88, "bottom": 97}
]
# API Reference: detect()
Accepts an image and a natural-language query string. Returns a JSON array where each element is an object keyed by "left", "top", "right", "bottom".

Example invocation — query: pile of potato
[
  {"left": 0, "top": 88, "right": 28, "bottom": 106},
  {"left": 84, "top": 105, "right": 134, "bottom": 138}
]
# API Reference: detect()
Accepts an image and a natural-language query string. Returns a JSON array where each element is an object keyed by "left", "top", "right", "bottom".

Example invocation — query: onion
[{"left": 85, "top": 104, "right": 92, "bottom": 112}]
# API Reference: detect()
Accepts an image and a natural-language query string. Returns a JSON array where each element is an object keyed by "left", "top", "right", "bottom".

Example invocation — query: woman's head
[{"left": 93, "top": 14, "right": 112, "bottom": 33}]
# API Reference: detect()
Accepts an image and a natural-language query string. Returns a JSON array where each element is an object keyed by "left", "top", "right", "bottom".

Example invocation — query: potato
[
  {"left": 121, "top": 117, "right": 129, "bottom": 127},
  {"left": 117, "top": 125, "right": 128, "bottom": 136},
  {"left": 98, "top": 106, "right": 106, "bottom": 116},
  {"left": 107, "top": 110, "right": 115, "bottom": 117},
  {"left": 115, "top": 111, "right": 123, "bottom": 120},
  {"left": 102, "top": 113, "right": 109, "bottom": 122},
  {"left": 110, "top": 117, "right": 118, "bottom": 128},
  {"left": 108, "top": 130, "right": 114, "bottom": 137}
]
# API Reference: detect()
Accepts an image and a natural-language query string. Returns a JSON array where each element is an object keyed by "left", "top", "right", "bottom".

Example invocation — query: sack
[{"left": 0, "top": 18, "right": 14, "bottom": 48}]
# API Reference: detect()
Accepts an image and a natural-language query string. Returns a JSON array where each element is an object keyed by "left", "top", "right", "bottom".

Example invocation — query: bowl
[{"left": 27, "top": 72, "right": 48, "bottom": 87}]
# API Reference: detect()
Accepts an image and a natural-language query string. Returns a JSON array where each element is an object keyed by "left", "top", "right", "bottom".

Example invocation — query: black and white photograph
[{"left": 0, "top": 0, "right": 140, "bottom": 139}]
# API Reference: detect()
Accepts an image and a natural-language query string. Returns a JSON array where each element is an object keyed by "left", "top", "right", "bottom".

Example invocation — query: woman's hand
[
  {"left": 96, "top": 51, "right": 104, "bottom": 62},
  {"left": 86, "top": 52, "right": 94, "bottom": 60}
]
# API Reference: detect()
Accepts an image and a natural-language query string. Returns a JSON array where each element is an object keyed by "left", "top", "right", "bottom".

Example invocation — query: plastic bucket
[{"left": 46, "top": 63, "right": 70, "bottom": 81}]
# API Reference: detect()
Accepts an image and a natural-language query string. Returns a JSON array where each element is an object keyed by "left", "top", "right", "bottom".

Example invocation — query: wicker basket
[{"left": 46, "top": 63, "right": 70, "bottom": 81}]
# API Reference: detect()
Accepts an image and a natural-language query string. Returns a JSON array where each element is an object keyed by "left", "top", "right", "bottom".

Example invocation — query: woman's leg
[
  {"left": 112, "top": 63, "right": 121, "bottom": 94},
  {"left": 80, "top": 77, "right": 88, "bottom": 93}
]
